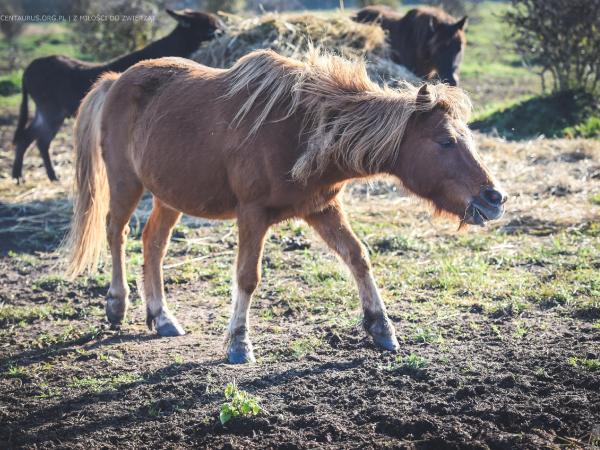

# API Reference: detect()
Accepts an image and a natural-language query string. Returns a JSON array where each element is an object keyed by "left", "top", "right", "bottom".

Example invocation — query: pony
[
  {"left": 63, "top": 49, "right": 506, "bottom": 364},
  {"left": 11, "top": 9, "right": 222, "bottom": 183},
  {"left": 353, "top": 5, "right": 467, "bottom": 86}
]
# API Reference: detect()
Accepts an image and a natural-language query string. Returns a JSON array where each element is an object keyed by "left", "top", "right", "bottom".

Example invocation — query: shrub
[
  {"left": 505, "top": 0, "right": 600, "bottom": 94},
  {"left": 72, "top": 0, "right": 160, "bottom": 61}
]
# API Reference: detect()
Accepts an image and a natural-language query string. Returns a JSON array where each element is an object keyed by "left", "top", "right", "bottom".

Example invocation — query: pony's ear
[
  {"left": 454, "top": 16, "right": 468, "bottom": 31},
  {"left": 435, "top": 16, "right": 468, "bottom": 37},
  {"left": 166, "top": 9, "right": 192, "bottom": 27},
  {"left": 417, "top": 84, "right": 433, "bottom": 106}
]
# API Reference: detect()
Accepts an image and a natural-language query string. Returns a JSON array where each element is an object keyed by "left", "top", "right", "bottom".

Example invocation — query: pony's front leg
[
  {"left": 227, "top": 208, "right": 270, "bottom": 364},
  {"left": 305, "top": 202, "right": 399, "bottom": 351},
  {"left": 142, "top": 198, "right": 184, "bottom": 336}
]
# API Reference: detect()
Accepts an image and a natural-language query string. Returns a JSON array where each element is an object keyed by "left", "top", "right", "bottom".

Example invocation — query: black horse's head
[
  {"left": 425, "top": 14, "right": 468, "bottom": 86},
  {"left": 166, "top": 9, "right": 224, "bottom": 44}
]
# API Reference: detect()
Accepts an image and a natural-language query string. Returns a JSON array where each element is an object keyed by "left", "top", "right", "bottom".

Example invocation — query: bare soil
[{"left": 0, "top": 118, "right": 599, "bottom": 449}]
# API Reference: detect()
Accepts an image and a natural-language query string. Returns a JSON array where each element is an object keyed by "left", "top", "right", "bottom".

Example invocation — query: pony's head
[
  {"left": 427, "top": 14, "right": 467, "bottom": 86},
  {"left": 408, "top": 7, "right": 467, "bottom": 86},
  {"left": 392, "top": 84, "right": 506, "bottom": 226},
  {"left": 166, "top": 9, "right": 224, "bottom": 42}
]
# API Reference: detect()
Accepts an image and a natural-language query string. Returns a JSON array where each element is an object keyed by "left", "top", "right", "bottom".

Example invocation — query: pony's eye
[{"left": 439, "top": 139, "right": 456, "bottom": 149}]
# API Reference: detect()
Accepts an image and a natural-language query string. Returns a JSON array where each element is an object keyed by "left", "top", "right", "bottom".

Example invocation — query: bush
[
  {"left": 72, "top": 0, "right": 160, "bottom": 61},
  {"left": 505, "top": 0, "right": 600, "bottom": 94}
]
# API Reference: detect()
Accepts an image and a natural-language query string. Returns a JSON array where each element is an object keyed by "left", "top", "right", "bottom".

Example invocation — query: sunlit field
[{"left": 0, "top": 2, "right": 599, "bottom": 448}]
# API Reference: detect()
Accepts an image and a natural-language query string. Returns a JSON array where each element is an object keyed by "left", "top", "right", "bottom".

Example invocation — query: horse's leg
[
  {"left": 142, "top": 197, "right": 184, "bottom": 337},
  {"left": 227, "top": 208, "right": 270, "bottom": 364},
  {"left": 35, "top": 114, "right": 64, "bottom": 182},
  {"left": 305, "top": 201, "right": 399, "bottom": 351},
  {"left": 105, "top": 179, "right": 143, "bottom": 327},
  {"left": 12, "top": 113, "right": 40, "bottom": 182}
]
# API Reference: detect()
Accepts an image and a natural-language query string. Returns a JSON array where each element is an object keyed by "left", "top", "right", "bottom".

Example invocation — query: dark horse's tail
[{"left": 13, "top": 78, "right": 29, "bottom": 145}]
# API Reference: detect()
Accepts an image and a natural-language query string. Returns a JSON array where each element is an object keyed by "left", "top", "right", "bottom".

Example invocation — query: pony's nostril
[{"left": 482, "top": 188, "right": 504, "bottom": 206}]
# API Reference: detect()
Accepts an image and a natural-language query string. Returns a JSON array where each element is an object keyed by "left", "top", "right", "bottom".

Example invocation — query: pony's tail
[
  {"left": 63, "top": 72, "right": 119, "bottom": 279},
  {"left": 13, "top": 79, "right": 29, "bottom": 144}
]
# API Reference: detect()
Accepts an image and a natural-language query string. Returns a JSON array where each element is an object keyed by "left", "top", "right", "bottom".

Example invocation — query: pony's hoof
[
  {"left": 364, "top": 311, "right": 399, "bottom": 352},
  {"left": 149, "top": 309, "right": 185, "bottom": 337},
  {"left": 105, "top": 296, "right": 127, "bottom": 326},
  {"left": 226, "top": 330, "right": 255, "bottom": 364},
  {"left": 372, "top": 331, "right": 399, "bottom": 351},
  {"left": 227, "top": 346, "right": 256, "bottom": 364},
  {"left": 156, "top": 320, "right": 186, "bottom": 337}
]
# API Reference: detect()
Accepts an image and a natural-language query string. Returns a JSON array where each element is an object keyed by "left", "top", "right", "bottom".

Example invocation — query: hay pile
[{"left": 192, "top": 12, "right": 417, "bottom": 85}]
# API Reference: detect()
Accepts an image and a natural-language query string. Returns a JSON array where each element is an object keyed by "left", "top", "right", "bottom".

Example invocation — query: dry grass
[
  {"left": 346, "top": 134, "right": 600, "bottom": 236},
  {"left": 192, "top": 12, "right": 417, "bottom": 84},
  {"left": 1, "top": 113, "right": 598, "bottom": 251}
]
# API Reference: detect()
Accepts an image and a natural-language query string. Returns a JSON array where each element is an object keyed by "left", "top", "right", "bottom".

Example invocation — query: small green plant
[
  {"left": 387, "top": 353, "right": 428, "bottom": 372},
  {"left": 290, "top": 336, "right": 323, "bottom": 359},
  {"left": 5, "top": 364, "right": 27, "bottom": 378},
  {"left": 219, "top": 382, "right": 262, "bottom": 425},
  {"left": 589, "top": 193, "right": 600, "bottom": 206},
  {"left": 569, "top": 357, "right": 600, "bottom": 372},
  {"left": 413, "top": 327, "right": 444, "bottom": 344},
  {"left": 403, "top": 353, "right": 428, "bottom": 370}
]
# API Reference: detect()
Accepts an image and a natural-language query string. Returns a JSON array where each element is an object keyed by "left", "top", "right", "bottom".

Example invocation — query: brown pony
[
  {"left": 353, "top": 5, "right": 467, "bottom": 86},
  {"left": 63, "top": 49, "right": 506, "bottom": 364}
]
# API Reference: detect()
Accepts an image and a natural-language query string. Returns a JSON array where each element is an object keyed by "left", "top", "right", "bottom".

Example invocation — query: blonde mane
[{"left": 222, "top": 49, "right": 472, "bottom": 181}]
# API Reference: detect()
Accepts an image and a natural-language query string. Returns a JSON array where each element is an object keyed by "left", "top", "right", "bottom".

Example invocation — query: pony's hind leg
[
  {"left": 106, "top": 180, "right": 143, "bottom": 327},
  {"left": 35, "top": 114, "right": 64, "bottom": 182},
  {"left": 305, "top": 201, "right": 399, "bottom": 351},
  {"left": 142, "top": 197, "right": 184, "bottom": 337},
  {"left": 226, "top": 207, "right": 270, "bottom": 363}
]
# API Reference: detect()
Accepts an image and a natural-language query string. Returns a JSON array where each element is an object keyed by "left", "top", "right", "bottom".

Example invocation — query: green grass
[
  {"left": 0, "top": 304, "right": 53, "bottom": 325},
  {"left": 459, "top": 3, "right": 530, "bottom": 79},
  {"left": 568, "top": 357, "right": 600, "bottom": 372},
  {"left": 69, "top": 372, "right": 143, "bottom": 392},
  {"left": 471, "top": 91, "right": 600, "bottom": 139}
]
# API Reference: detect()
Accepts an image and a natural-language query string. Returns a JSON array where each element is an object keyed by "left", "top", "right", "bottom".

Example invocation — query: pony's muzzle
[{"left": 466, "top": 186, "right": 507, "bottom": 226}]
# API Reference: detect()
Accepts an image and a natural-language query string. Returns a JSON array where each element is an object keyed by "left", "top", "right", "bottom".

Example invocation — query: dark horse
[
  {"left": 353, "top": 5, "right": 467, "bottom": 86},
  {"left": 64, "top": 49, "right": 506, "bottom": 364},
  {"left": 11, "top": 9, "right": 222, "bottom": 182}
]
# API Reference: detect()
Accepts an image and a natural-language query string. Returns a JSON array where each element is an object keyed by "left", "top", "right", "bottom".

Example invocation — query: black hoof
[
  {"left": 226, "top": 328, "right": 255, "bottom": 364},
  {"left": 364, "top": 310, "right": 399, "bottom": 352},
  {"left": 147, "top": 308, "right": 185, "bottom": 337},
  {"left": 372, "top": 330, "right": 400, "bottom": 351},
  {"left": 156, "top": 320, "right": 185, "bottom": 337},
  {"left": 227, "top": 347, "right": 256, "bottom": 364},
  {"left": 105, "top": 296, "right": 127, "bottom": 327}
]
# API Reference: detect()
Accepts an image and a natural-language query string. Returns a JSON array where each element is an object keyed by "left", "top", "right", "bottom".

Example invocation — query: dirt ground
[{"left": 0, "top": 115, "right": 599, "bottom": 449}]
